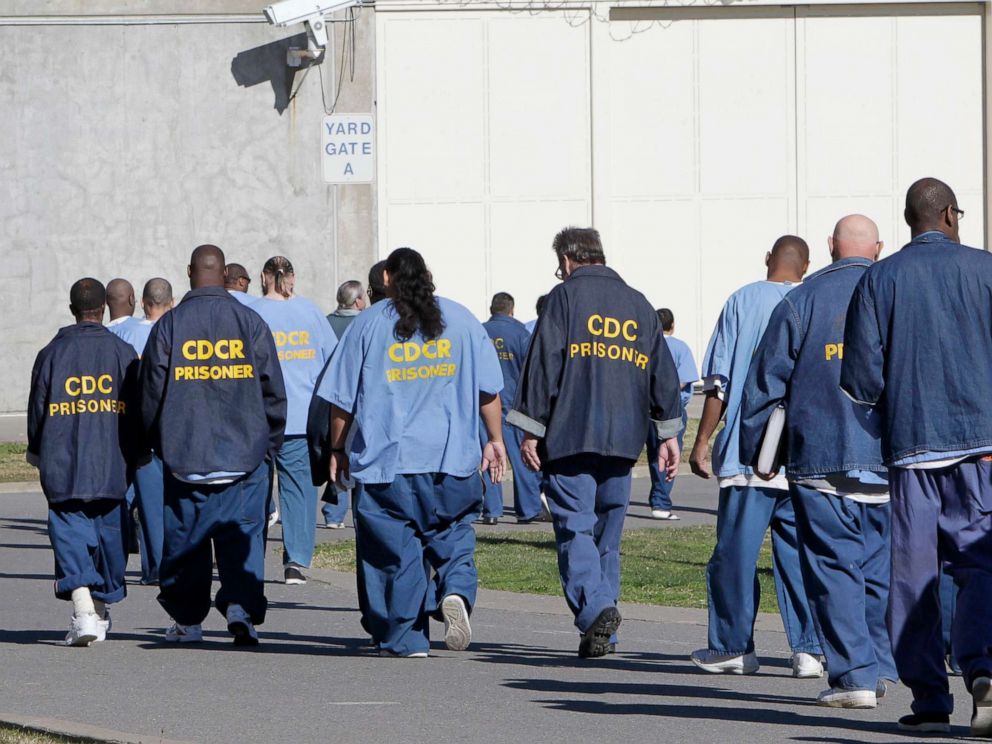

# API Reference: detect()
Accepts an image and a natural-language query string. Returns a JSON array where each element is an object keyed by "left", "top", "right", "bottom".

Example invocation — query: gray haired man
[{"left": 326, "top": 280, "right": 366, "bottom": 340}]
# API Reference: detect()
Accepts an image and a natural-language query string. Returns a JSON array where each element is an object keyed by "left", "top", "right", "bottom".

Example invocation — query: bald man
[
  {"left": 741, "top": 216, "right": 894, "bottom": 709},
  {"left": 140, "top": 244, "right": 286, "bottom": 646},
  {"left": 841, "top": 179, "right": 992, "bottom": 734},
  {"left": 225, "top": 263, "right": 255, "bottom": 306},
  {"left": 688, "top": 236, "right": 822, "bottom": 678}
]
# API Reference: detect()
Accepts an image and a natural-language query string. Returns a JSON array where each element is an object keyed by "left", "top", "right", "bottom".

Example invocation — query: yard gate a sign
[{"left": 322, "top": 114, "right": 374, "bottom": 184}]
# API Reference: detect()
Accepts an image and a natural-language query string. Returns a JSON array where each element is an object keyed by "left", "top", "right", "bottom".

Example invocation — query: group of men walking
[{"left": 22, "top": 175, "right": 992, "bottom": 735}]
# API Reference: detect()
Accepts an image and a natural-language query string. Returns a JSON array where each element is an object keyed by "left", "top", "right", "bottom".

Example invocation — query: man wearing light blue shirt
[
  {"left": 225, "top": 263, "right": 256, "bottom": 306},
  {"left": 687, "top": 236, "right": 821, "bottom": 678}
]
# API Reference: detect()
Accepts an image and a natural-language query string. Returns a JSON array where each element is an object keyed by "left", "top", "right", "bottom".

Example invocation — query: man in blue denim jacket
[
  {"left": 841, "top": 178, "right": 992, "bottom": 736},
  {"left": 741, "top": 215, "right": 896, "bottom": 710}
]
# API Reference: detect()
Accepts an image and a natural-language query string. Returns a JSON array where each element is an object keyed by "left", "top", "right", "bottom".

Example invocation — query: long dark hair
[{"left": 385, "top": 248, "right": 445, "bottom": 341}]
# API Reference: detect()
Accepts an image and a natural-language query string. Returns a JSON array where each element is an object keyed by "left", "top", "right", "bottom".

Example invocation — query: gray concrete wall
[{"left": 0, "top": 1, "right": 377, "bottom": 413}]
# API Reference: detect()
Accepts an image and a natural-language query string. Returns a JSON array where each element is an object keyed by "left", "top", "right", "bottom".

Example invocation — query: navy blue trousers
[
  {"left": 792, "top": 484, "right": 896, "bottom": 690},
  {"left": 158, "top": 464, "right": 268, "bottom": 626},
  {"left": 646, "top": 410, "right": 687, "bottom": 511},
  {"left": 889, "top": 461, "right": 992, "bottom": 715},
  {"left": 48, "top": 498, "right": 128, "bottom": 604},
  {"left": 545, "top": 455, "right": 631, "bottom": 633},
  {"left": 706, "top": 486, "right": 820, "bottom": 655},
  {"left": 357, "top": 473, "right": 482, "bottom": 656},
  {"left": 133, "top": 454, "right": 164, "bottom": 584},
  {"left": 480, "top": 416, "right": 544, "bottom": 520}
]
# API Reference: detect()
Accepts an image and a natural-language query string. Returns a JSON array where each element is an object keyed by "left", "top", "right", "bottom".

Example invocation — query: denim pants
[
  {"left": 889, "top": 461, "right": 992, "bottom": 715},
  {"left": 271, "top": 437, "right": 318, "bottom": 568},
  {"left": 158, "top": 464, "right": 268, "bottom": 626},
  {"left": 479, "top": 420, "right": 504, "bottom": 518},
  {"left": 545, "top": 455, "right": 632, "bottom": 633},
  {"left": 357, "top": 473, "right": 482, "bottom": 656},
  {"left": 48, "top": 498, "right": 128, "bottom": 604},
  {"left": 133, "top": 454, "right": 165, "bottom": 584},
  {"left": 646, "top": 410, "right": 687, "bottom": 511},
  {"left": 483, "top": 417, "right": 544, "bottom": 520},
  {"left": 791, "top": 484, "right": 896, "bottom": 689},
  {"left": 321, "top": 487, "right": 350, "bottom": 525},
  {"left": 706, "top": 485, "right": 820, "bottom": 655}
]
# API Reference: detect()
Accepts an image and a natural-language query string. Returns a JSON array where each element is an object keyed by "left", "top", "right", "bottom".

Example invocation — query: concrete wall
[{"left": 0, "top": 1, "right": 376, "bottom": 413}]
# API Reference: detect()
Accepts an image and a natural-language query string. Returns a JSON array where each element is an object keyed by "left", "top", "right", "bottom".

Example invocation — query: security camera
[{"left": 263, "top": 0, "right": 368, "bottom": 62}]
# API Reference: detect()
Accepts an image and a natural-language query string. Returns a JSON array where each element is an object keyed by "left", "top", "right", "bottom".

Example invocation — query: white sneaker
[
  {"left": 690, "top": 648, "right": 759, "bottom": 674},
  {"left": 539, "top": 493, "right": 553, "bottom": 521},
  {"left": 226, "top": 604, "right": 259, "bottom": 647},
  {"left": 324, "top": 521, "right": 346, "bottom": 530},
  {"left": 165, "top": 621, "right": 203, "bottom": 643},
  {"left": 378, "top": 649, "right": 428, "bottom": 658},
  {"left": 94, "top": 611, "right": 111, "bottom": 642},
  {"left": 64, "top": 612, "right": 100, "bottom": 647},
  {"left": 267, "top": 507, "right": 280, "bottom": 529},
  {"left": 792, "top": 652, "right": 824, "bottom": 678},
  {"left": 441, "top": 594, "right": 471, "bottom": 651},
  {"left": 817, "top": 687, "right": 877, "bottom": 708},
  {"left": 651, "top": 509, "right": 680, "bottom": 520}
]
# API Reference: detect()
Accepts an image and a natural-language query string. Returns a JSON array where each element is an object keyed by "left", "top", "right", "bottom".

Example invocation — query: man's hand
[
  {"left": 689, "top": 441, "right": 712, "bottom": 479},
  {"left": 521, "top": 433, "right": 542, "bottom": 471},
  {"left": 657, "top": 437, "right": 681, "bottom": 482},
  {"left": 481, "top": 440, "right": 508, "bottom": 484},
  {"left": 329, "top": 450, "right": 350, "bottom": 490}
]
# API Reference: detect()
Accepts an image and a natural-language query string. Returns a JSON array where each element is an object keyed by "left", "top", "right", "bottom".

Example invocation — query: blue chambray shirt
[
  {"left": 315, "top": 296, "right": 503, "bottom": 484},
  {"left": 702, "top": 280, "right": 798, "bottom": 479}
]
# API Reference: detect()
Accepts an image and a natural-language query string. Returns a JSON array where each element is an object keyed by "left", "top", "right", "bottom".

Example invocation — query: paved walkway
[{"left": 0, "top": 488, "right": 970, "bottom": 744}]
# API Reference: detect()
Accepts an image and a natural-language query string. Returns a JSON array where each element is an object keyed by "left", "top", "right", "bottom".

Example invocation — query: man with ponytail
[
  {"left": 315, "top": 247, "right": 506, "bottom": 658},
  {"left": 509, "top": 226, "right": 683, "bottom": 658},
  {"left": 252, "top": 256, "right": 338, "bottom": 585}
]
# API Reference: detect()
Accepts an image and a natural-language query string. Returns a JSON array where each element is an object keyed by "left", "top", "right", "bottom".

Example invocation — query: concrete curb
[
  {"left": 306, "top": 566, "right": 787, "bottom": 634},
  {"left": 0, "top": 481, "right": 41, "bottom": 493},
  {"left": 0, "top": 713, "right": 198, "bottom": 744}
]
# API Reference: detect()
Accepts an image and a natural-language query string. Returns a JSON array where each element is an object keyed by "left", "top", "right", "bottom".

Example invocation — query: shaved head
[
  {"left": 69, "top": 277, "right": 106, "bottom": 322},
  {"left": 905, "top": 177, "right": 960, "bottom": 240},
  {"left": 766, "top": 235, "right": 810, "bottom": 282},
  {"left": 225, "top": 262, "right": 251, "bottom": 291},
  {"left": 189, "top": 244, "right": 226, "bottom": 289},
  {"left": 830, "top": 214, "right": 881, "bottom": 261},
  {"left": 106, "top": 278, "right": 135, "bottom": 321},
  {"left": 142, "top": 277, "right": 173, "bottom": 321}
]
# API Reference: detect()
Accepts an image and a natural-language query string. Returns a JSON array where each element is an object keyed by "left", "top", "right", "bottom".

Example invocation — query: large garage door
[{"left": 377, "top": 6, "right": 984, "bottom": 361}]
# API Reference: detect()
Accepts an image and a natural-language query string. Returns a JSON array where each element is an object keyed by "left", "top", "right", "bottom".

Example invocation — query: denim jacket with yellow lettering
[
  {"left": 27, "top": 323, "right": 142, "bottom": 503},
  {"left": 508, "top": 265, "right": 682, "bottom": 463},
  {"left": 740, "top": 257, "right": 885, "bottom": 478},
  {"left": 139, "top": 286, "right": 287, "bottom": 477}
]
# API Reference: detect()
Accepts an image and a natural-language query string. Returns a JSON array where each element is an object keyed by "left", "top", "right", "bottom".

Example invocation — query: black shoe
[
  {"left": 475, "top": 516, "right": 498, "bottom": 526},
  {"left": 284, "top": 565, "right": 307, "bottom": 585},
  {"left": 972, "top": 675, "right": 992, "bottom": 736},
  {"left": 578, "top": 607, "right": 622, "bottom": 659},
  {"left": 897, "top": 713, "right": 951, "bottom": 733}
]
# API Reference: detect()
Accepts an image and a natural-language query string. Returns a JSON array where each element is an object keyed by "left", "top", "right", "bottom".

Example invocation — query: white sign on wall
[{"left": 322, "top": 114, "right": 375, "bottom": 184}]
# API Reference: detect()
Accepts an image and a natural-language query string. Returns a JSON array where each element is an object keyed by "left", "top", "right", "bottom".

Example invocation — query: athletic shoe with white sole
[
  {"left": 165, "top": 621, "right": 203, "bottom": 643},
  {"left": 972, "top": 674, "right": 992, "bottom": 736},
  {"left": 226, "top": 604, "right": 259, "bottom": 646},
  {"left": 690, "top": 648, "right": 760, "bottom": 674},
  {"left": 378, "top": 649, "right": 428, "bottom": 658},
  {"left": 284, "top": 565, "right": 307, "bottom": 585},
  {"left": 816, "top": 687, "right": 877, "bottom": 709},
  {"left": 792, "top": 652, "right": 824, "bottom": 678},
  {"left": 267, "top": 508, "right": 280, "bottom": 529},
  {"left": 650, "top": 509, "right": 680, "bottom": 520},
  {"left": 441, "top": 594, "right": 471, "bottom": 651},
  {"left": 897, "top": 713, "right": 950, "bottom": 733},
  {"left": 578, "top": 607, "right": 622, "bottom": 658},
  {"left": 324, "top": 522, "right": 346, "bottom": 530},
  {"left": 94, "top": 611, "right": 111, "bottom": 643},
  {"left": 64, "top": 612, "right": 100, "bottom": 647}
]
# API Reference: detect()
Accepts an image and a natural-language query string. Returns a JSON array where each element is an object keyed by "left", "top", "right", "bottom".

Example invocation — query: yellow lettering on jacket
[{"left": 825, "top": 343, "right": 844, "bottom": 361}]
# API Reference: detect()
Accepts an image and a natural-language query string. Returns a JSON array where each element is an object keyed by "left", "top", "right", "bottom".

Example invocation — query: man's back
[
  {"left": 483, "top": 314, "right": 530, "bottom": 412},
  {"left": 139, "top": 286, "right": 286, "bottom": 477},
  {"left": 28, "top": 323, "right": 138, "bottom": 502},
  {"left": 703, "top": 279, "right": 798, "bottom": 478},
  {"left": 842, "top": 233, "right": 992, "bottom": 462},
  {"left": 511, "top": 265, "right": 680, "bottom": 462}
]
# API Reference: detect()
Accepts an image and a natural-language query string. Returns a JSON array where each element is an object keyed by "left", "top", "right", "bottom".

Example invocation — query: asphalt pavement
[{"left": 0, "top": 486, "right": 975, "bottom": 744}]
